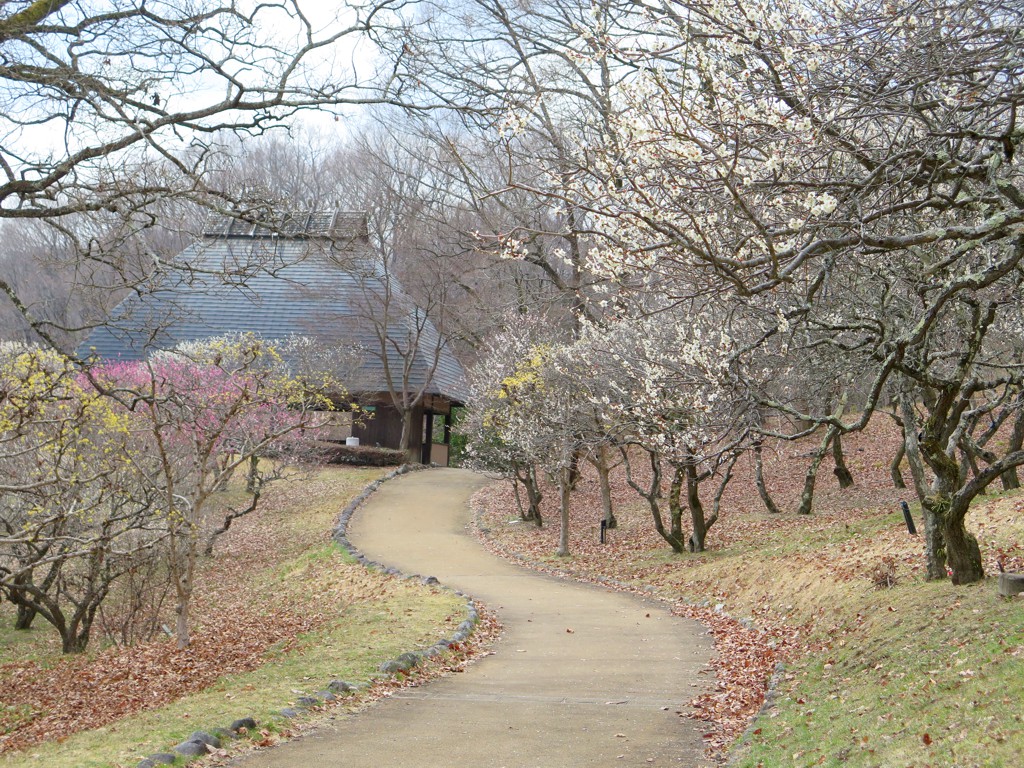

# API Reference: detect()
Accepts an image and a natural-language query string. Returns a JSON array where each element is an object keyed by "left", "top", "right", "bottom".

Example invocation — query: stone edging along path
[
  {"left": 331, "top": 464, "right": 485, "bottom": 666},
  {"left": 134, "top": 464, "right": 485, "bottom": 768}
]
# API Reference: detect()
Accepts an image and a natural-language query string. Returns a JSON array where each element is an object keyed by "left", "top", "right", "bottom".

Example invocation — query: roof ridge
[{"left": 202, "top": 209, "right": 369, "bottom": 240}]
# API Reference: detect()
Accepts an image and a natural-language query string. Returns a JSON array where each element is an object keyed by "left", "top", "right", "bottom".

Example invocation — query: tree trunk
[
  {"left": 175, "top": 588, "right": 191, "bottom": 650},
  {"left": 567, "top": 450, "right": 583, "bottom": 491},
  {"left": 684, "top": 463, "right": 712, "bottom": 553},
  {"left": 556, "top": 467, "right": 571, "bottom": 557},
  {"left": 4, "top": 574, "right": 93, "bottom": 652},
  {"left": 898, "top": 390, "right": 930, "bottom": 500},
  {"left": 797, "top": 426, "right": 838, "bottom": 515},
  {"left": 63, "top": 605, "right": 100, "bottom": 655},
  {"left": 61, "top": 627, "right": 91, "bottom": 654},
  {"left": 944, "top": 513, "right": 985, "bottom": 585},
  {"left": 10, "top": 574, "right": 38, "bottom": 629},
  {"left": 905, "top": 409, "right": 942, "bottom": 577},
  {"left": 399, "top": 407, "right": 417, "bottom": 463},
  {"left": 522, "top": 466, "right": 543, "bottom": 527},
  {"left": 14, "top": 603, "right": 36, "bottom": 630},
  {"left": 889, "top": 442, "right": 907, "bottom": 489},
  {"left": 650, "top": 497, "right": 685, "bottom": 553},
  {"left": 1001, "top": 409, "right": 1024, "bottom": 490},
  {"left": 594, "top": 445, "right": 617, "bottom": 529},
  {"left": 172, "top": 533, "right": 197, "bottom": 649},
  {"left": 919, "top": 442, "right": 957, "bottom": 583},
  {"left": 920, "top": 494, "right": 950, "bottom": 581},
  {"left": 623, "top": 448, "right": 684, "bottom": 554},
  {"left": 932, "top": 492, "right": 985, "bottom": 585},
  {"left": 662, "top": 466, "right": 688, "bottom": 553},
  {"left": 958, "top": 446, "right": 972, "bottom": 487},
  {"left": 753, "top": 439, "right": 781, "bottom": 514},
  {"left": 832, "top": 433, "right": 855, "bottom": 488},
  {"left": 511, "top": 476, "right": 527, "bottom": 520},
  {"left": 245, "top": 454, "right": 260, "bottom": 493}
]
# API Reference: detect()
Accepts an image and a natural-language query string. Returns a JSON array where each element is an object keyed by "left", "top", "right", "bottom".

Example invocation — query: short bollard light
[
  {"left": 600, "top": 518, "right": 607, "bottom": 544},
  {"left": 900, "top": 500, "right": 918, "bottom": 535}
]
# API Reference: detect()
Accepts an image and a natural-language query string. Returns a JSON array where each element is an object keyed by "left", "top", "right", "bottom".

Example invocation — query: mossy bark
[
  {"left": 832, "top": 433, "right": 855, "bottom": 488},
  {"left": 921, "top": 494, "right": 949, "bottom": 581}
]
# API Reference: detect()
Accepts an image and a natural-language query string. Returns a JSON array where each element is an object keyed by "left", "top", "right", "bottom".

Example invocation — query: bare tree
[
  {"left": 0, "top": 0, "right": 401, "bottom": 348},
  {"left": 574, "top": 0, "right": 1024, "bottom": 584},
  {"left": 373, "top": 0, "right": 647, "bottom": 334},
  {"left": 0, "top": 343, "right": 165, "bottom": 652}
]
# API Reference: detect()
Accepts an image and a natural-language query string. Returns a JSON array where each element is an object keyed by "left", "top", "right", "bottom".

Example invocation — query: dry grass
[
  {"left": 0, "top": 465, "right": 483, "bottom": 768},
  {"left": 472, "top": 424, "right": 1024, "bottom": 766}
]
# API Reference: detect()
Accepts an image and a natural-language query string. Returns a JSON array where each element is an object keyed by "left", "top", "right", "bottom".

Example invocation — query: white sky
[{"left": 0, "top": 0, "right": 388, "bottom": 174}]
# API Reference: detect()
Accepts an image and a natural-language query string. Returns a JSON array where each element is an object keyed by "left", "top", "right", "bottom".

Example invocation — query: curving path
[{"left": 230, "top": 468, "right": 714, "bottom": 767}]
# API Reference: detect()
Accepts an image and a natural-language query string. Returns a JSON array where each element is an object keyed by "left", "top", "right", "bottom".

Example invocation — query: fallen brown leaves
[
  {"left": 0, "top": 609, "right": 320, "bottom": 752},
  {"left": 0, "top": 470, "right": 364, "bottom": 754},
  {"left": 676, "top": 608, "right": 780, "bottom": 753},
  {"left": 470, "top": 420, "right": 1024, "bottom": 762}
]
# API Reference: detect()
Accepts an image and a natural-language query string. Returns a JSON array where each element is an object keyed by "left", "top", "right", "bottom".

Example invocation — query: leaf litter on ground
[
  {"left": 0, "top": 467, "right": 500, "bottom": 758},
  {"left": 470, "top": 419, "right": 1024, "bottom": 761}
]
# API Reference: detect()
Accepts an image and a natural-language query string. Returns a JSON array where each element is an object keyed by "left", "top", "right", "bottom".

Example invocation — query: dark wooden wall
[{"left": 351, "top": 393, "right": 457, "bottom": 465}]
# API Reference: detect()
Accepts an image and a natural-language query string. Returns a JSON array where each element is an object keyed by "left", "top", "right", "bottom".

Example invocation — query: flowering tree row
[
  {"left": 573, "top": 0, "right": 1024, "bottom": 585},
  {"left": 445, "top": 0, "right": 1024, "bottom": 585},
  {"left": 0, "top": 335, "right": 339, "bottom": 652},
  {"left": 462, "top": 304, "right": 747, "bottom": 555}
]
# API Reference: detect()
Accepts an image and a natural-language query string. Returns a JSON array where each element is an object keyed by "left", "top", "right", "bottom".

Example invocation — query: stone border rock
[
  {"left": 332, "top": 463, "right": 484, "bottom": 666},
  {"left": 134, "top": 463, "right": 482, "bottom": 768}
]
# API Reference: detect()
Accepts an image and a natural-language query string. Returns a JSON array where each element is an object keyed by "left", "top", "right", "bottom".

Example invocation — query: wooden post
[
  {"left": 421, "top": 412, "right": 434, "bottom": 465},
  {"left": 997, "top": 573, "right": 1024, "bottom": 597}
]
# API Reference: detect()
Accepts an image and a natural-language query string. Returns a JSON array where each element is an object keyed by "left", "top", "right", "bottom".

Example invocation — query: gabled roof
[{"left": 80, "top": 211, "right": 468, "bottom": 404}]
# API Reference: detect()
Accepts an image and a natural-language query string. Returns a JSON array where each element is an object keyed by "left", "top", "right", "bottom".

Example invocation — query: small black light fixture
[{"left": 900, "top": 500, "right": 918, "bottom": 535}]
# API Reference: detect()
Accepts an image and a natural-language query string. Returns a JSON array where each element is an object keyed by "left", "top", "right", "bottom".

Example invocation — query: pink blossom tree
[{"left": 88, "top": 334, "right": 340, "bottom": 648}]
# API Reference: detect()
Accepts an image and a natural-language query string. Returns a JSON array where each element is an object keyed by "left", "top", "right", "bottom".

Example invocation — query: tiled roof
[
  {"left": 79, "top": 212, "right": 468, "bottom": 403},
  {"left": 202, "top": 210, "right": 369, "bottom": 241}
]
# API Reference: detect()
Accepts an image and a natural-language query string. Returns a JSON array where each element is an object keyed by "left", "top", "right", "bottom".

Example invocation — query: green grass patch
[
  {"left": 0, "top": 622, "right": 61, "bottom": 667},
  {"left": 0, "top": 583, "right": 463, "bottom": 768},
  {"left": 0, "top": 465, "right": 471, "bottom": 768},
  {"left": 661, "top": 494, "right": 1024, "bottom": 767},
  {"left": 731, "top": 580, "right": 1024, "bottom": 768}
]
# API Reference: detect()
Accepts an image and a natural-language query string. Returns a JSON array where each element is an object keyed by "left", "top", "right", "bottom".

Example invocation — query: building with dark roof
[{"left": 80, "top": 211, "right": 467, "bottom": 464}]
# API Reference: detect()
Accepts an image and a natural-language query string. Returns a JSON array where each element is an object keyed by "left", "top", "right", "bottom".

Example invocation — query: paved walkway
[{"left": 230, "top": 468, "right": 713, "bottom": 767}]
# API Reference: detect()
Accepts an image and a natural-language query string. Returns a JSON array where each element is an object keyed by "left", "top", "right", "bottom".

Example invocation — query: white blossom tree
[
  {"left": 584, "top": 307, "right": 746, "bottom": 553},
  {"left": 572, "top": 0, "right": 1024, "bottom": 583},
  {"left": 463, "top": 317, "right": 598, "bottom": 555}
]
